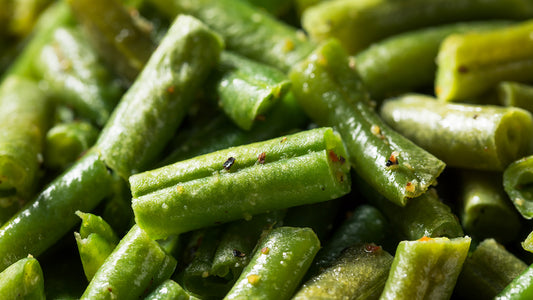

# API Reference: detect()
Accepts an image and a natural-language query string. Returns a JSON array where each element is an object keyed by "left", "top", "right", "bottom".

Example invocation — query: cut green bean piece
[
  {"left": 361, "top": 178, "right": 464, "bottom": 241},
  {"left": 144, "top": 279, "right": 200, "bottom": 300},
  {"left": 380, "top": 236, "right": 471, "bottom": 300},
  {"left": 96, "top": 15, "right": 223, "bottom": 180},
  {"left": 4, "top": 1, "right": 74, "bottom": 80},
  {"left": 294, "top": 244, "right": 393, "bottom": 300},
  {"left": 35, "top": 26, "right": 122, "bottom": 127},
  {"left": 503, "top": 155, "right": 533, "bottom": 219},
  {"left": 380, "top": 94, "right": 533, "bottom": 171},
  {"left": 456, "top": 239, "right": 527, "bottom": 299},
  {"left": 224, "top": 227, "right": 320, "bottom": 300},
  {"left": 496, "top": 263, "right": 533, "bottom": 300},
  {"left": 499, "top": 81, "right": 533, "bottom": 113},
  {"left": 0, "top": 150, "right": 114, "bottom": 272},
  {"left": 290, "top": 39, "right": 445, "bottom": 206},
  {"left": 81, "top": 225, "right": 177, "bottom": 299},
  {"left": 355, "top": 21, "right": 511, "bottom": 100},
  {"left": 160, "top": 92, "right": 308, "bottom": 166},
  {"left": 44, "top": 121, "right": 99, "bottom": 170},
  {"left": 212, "top": 51, "right": 291, "bottom": 130},
  {"left": 459, "top": 171, "right": 521, "bottom": 243},
  {"left": 436, "top": 20, "right": 533, "bottom": 101},
  {"left": 66, "top": 0, "right": 155, "bottom": 82},
  {"left": 303, "top": 0, "right": 533, "bottom": 54},
  {"left": 308, "top": 204, "right": 389, "bottom": 275},
  {"left": 131, "top": 127, "right": 350, "bottom": 238},
  {"left": 75, "top": 233, "right": 117, "bottom": 282},
  {"left": 0, "top": 255, "right": 45, "bottom": 300},
  {"left": 148, "top": 0, "right": 315, "bottom": 72},
  {"left": 0, "top": 76, "right": 52, "bottom": 199}
]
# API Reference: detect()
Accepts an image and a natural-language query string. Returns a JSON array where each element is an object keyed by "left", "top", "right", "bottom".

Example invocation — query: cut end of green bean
[
  {"left": 496, "top": 109, "right": 533, "bottom": 167},
  {"left": 504, "top": 156, "right": 533, "bottom": 219}
]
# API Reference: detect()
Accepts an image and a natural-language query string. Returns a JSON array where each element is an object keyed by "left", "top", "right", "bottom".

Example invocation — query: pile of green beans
[{"left": 4, "top": 0, "right": 533, "bottom": 299}]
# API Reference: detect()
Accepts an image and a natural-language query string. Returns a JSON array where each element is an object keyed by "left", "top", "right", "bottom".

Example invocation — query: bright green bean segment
[{"left": 0, "top": 256, "right": 45, "bottom": 300}]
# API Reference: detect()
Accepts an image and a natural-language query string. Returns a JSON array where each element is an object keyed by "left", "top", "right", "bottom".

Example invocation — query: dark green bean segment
[
  {"left": 81, "top": 225, "right": 177, "bottom": 299},
  {"left": 436, "top": 20, "right": 533, "bottom": 101},
  {"left": 380, "top": 94, "right": 533, "bottom": 171},
  {"left": 224, "top": 227, "right": 320, "bottom": 300},
  {"left": 380, "top": 236, "right": 471, "bottom": 300},
  {"left": 4, "top": 1, "right": 74, "bottom": 80},
  {"left": 496, "top": 263, "right": 533, "bottom": 300},
  {"left": 459, "top": 171, "right": 521, "bottom": 243},
  {"left": 283, "top": 199, "right": 341, "bottom": 242},
  {"left": 212, "top": 51, "right": 291, "bottom": 130},
  {"left": 290, "top": 39, "right": 445, "bottom": 206},
  {"left": 361, "top": 180, "right": 463, "bottom": 240},
  {"left": 35, "top": 26, "right": 122, "bottom": 127},
  {"left": 302, "top": 0, "right": 533, "bottom": 54},
  {"left": 503, "top": 155, "right": 533, "bottom": 219},
  {"left": 44, "top": 121, "right": 99, "bottom": 170},
  {"left": 0, "top": 255, "right": 45, "bottom": 300},
  {"left": 96, "top": 15, "right": 223, "bottom": 180},
  {"left": 308, "top": 204, "right": 389, "bottom": 276},
  {"left": 144, "top": 279, "right": 200, "bottom": 300},
  {"left": 101, "top": 174, "right": 134, "bottom": 236},
  {"left": 0, "top": 76, "right": 52, "bottom": 199},
  {"left": 149, "top": 0, "right": 315, "bottom": 72},
  {"left": 66, "top": 0, "right": 155, "bottom": 82},
  {"left": 354, "top": 21, "right": 511, "bottom": 100},
  {"left": 456, "top": 239, "right": 527, "bottom": 299},
  {"left": 131, "top": 127, "right": 350, "bottom": 238},
  {"left": 499, "top": 81, "right": 533, "bottom": 113},
  {"left": 0, "top": 150, "right": 114, "bottom": 272},
  {"left": 160, "top": 92, "right": 308, "bottom": 167},
  {"left": 294, "top": 244, "right": 393, "bottom": 300}
]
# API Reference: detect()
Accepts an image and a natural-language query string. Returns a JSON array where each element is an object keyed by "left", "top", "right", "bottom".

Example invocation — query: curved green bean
[
  {"left": 503, "top": 155, "right": 533, "bottom": 219},
  {"left": 289, "top": 39, "right": 445, "bottom": 206}
]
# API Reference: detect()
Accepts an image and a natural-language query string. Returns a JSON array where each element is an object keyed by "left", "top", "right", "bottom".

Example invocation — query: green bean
[
  {"left": 496, "top": 264, "right": 533, "bottom": 300},
  {"left": 456, "top": 239, "right": 528, "bottom": 299},
  {"left": 436, "top": 20, "right": 533, "bottom": 101},
  {"left": 499, "top": 81, "right": 533, "bottom": 113},
  {"left": 211, "top": 51, "right": 291, "bottom": 130},
  {"left": 0, "top": 76, "right": 52, "bottom": 199},
  {"left": 503, "top": 155, "right": 533, "bottom": 219},
  {"left": 95, "top": 14, "right": 223, "bottom": 180},
  {"left": 294, "top": 244, "right": 393, "bottom": 300},
  {"left": 380, "top": 236, "right": 471, "bottom": 300},
  {"left": 148, "top": 0, "right": 315, "bottom": 72},
  {"left": 308, "top": 204, "right": 389, "bottom": 276},
  {"left": 130, "top": 127, "right": 350, "bottom": 238},
  {"left": 66, "top": 0, "right": 155, "bottom": 82},
  {"left": 241, "top": 0, "right": 292, "bottom": 17},
  {"left": 81, "top": 225, "right": 177, "bottom": 299},
  {"left": 522, "top": 230, "right": 533, "bottom": 253},
  {"left": 282, "top": 199, "right": 342, "bottom": 242},
  {"left": 459, "top": 171, "right": 521, "bottom": 243},
  {"left": 0, "top": 255, "right": 45, "bottom": 299},
  {"left": 159, "top": 92, "right": 308, "bottom": 166},
  {"left": 101, "top": 174, "right": 133, "bottom": 236},
  {"left": 302, "top": 0, "right": 533, "bottom": 54},
  {"left": 360, "top": 175, "right": 464, "bottom": 240},
  {"left": 44, "top": 121, "right": 99, "bottom": 170},
  {"left": 4, "top": 1, "right": 74, "bottom": 80},
  {"left": 380, "top": 94, "right": 533, "bottom": 171},
  {"left": 224, "top": 226, "right": 320, "bottom": 300},
  {"left": 289, "top": 39, "right": 445, "bottom": 206},
  {"left": 0, "top": 150, "right": 114, "bottom": 272},
  {"left": 144, "top": 279, "right": 200, "bottom": 300},
  {"left": 0, "top": 195, "right": 22, "bottom": 226},
  {"left": 354, "top": 21, "right": 512, "bottom": 100},
  {"left": 35, "top": 26, "right": 122, "bottom": 127}
]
